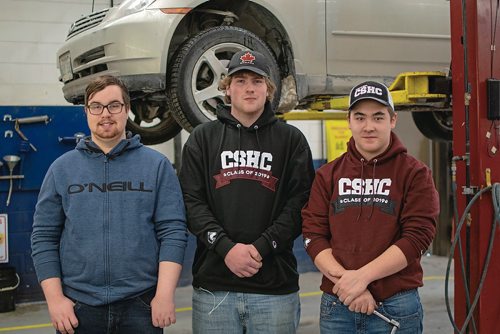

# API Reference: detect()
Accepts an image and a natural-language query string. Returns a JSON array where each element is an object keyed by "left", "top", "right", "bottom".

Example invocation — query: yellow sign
[{"left": 325, "top": 119, "right": 351, "bottom": 162}]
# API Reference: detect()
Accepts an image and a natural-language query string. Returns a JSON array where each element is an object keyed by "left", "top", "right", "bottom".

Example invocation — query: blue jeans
[
  {"left": 192, "top": 288, "right": 300, "bottom": 334},
  {"left": 320, "top": 289, "right": 423, "bottom": 334},
  {"left": 59, "top": 289, "right": 162, "bottom": 334}
]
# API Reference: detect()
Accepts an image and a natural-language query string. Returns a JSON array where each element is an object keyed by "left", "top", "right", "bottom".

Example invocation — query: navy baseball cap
[
  {"left": 348, "top": 81, "right": 394, "bottom": 111},
  {"left": 227, "top": 50, "right": 271, "bottom": 77}
]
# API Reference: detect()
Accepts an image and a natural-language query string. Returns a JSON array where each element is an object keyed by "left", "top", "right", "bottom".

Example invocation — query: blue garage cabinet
[{"left": 0, "top": 106, "right": 88, "bottom": 303}]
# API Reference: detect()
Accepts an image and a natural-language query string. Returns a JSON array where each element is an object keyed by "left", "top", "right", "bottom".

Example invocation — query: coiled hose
[{"left": 445, "top": 182, "right": 500, "bottom": 333}]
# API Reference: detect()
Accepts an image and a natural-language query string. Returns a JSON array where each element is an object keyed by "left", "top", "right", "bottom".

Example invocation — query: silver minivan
[{"left": 57, "top": 0, "right": 450, "bottom": 144}]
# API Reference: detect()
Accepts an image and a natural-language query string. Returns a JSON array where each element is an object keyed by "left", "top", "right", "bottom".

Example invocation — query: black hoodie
[{"left": 179, "top": 102, "right": 314, "bottom": 294}]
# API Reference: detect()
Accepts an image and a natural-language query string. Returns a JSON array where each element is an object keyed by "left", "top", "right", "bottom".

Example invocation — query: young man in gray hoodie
[{"left": 31, "top": 75, "right": 188, "bottom": 334}]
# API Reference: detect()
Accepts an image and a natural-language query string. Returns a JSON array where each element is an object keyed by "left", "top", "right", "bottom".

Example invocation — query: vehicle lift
[
  {"left": 281, "top": 71, "right": 450, "bottom": 121},
  {"left": 282, "top": 0, "right": 500, "bottom": 331},
  {"left": 449, "top": 0, "right": 500, "bottom": 333}
]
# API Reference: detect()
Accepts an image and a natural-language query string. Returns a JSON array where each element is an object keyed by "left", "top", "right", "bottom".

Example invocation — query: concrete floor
[{"left": 0, "top": 255, "right": 454, "bottom": 333}]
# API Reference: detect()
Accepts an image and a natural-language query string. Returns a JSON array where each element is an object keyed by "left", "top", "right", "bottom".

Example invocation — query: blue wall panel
[{"left": 0, "top": 106, "right": 88, "bottom": 302}]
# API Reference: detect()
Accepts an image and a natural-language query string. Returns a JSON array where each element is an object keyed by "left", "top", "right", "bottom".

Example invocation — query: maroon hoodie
[{"left": 302, "top": 132, "right": 439, "bottom": 301}]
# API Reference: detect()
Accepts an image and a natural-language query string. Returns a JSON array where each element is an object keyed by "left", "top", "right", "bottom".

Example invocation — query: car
[{"left": 57, "top": 0, "right": 451, "bottom": 144}]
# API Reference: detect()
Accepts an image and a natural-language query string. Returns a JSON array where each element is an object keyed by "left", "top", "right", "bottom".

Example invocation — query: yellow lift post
[{"left": 280, "top": 71, "right": 450, "bottom": 121}]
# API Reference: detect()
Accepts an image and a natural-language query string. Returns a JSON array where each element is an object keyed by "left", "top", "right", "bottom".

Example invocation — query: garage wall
[{"left": 0, "top": 0, "right": 110, "bottom": 105}]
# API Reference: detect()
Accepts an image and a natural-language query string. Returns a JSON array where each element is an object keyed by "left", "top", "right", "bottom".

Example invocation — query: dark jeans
[{"left": 59, "top": 289, "right": 162, "bottom": 334}]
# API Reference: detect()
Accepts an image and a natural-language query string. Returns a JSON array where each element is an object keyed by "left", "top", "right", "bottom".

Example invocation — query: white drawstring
[{"left": 199, "top": 287, "right": 230, "bottom": 315}]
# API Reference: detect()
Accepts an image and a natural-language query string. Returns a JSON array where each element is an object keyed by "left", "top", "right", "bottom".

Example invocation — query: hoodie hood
[
  {"left": 346, "top": 131, "right": 407, "bottom": 165},
  {"left": 214, "top": 102, "right": 278, "bottom": 163},
  {"left": 216, "top": 101, "right": 278, "bottom": 131},
  {"left": 76, "top": 132, "right": 142, "bottom": 159}
]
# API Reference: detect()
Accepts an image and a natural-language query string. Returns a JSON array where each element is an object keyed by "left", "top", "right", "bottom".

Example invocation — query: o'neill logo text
[
  {"left": 68, "top": 181, "right": 153, "bottom": 194},
  {"left": 214, "top": 150, "right": 278, "bottom": 191}
]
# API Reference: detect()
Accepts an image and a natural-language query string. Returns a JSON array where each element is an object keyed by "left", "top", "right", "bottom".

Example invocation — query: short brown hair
[
  {"left": 218, "top": 71, "right": 277, "bottom": 104},
  {"left": 84, "top": 75, "right": 130, "bottom": 108}
]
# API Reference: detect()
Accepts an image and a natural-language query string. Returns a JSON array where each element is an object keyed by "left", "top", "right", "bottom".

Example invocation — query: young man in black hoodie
[{"left": 179, "top": 50, "right": 314, "bottom": 333}]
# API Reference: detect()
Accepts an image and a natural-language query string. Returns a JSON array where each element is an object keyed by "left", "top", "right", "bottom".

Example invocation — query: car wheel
[
  {"left": 412, "top": 110, "right": 452, "bottom": 142},
  {"left": 167, "top": 26, "right": 281, "bottom": 131},
  {"left": 126, "top": 100, "right": 181, "bottom": 145}
]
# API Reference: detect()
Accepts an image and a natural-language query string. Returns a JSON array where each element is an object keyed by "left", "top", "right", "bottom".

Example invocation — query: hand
[
  {"left": 224, "top": 243, "right": 262, "bottom": 277},
  {"left": 46, "top": 295, "right": 78, "bottom": 334},
  {"left": 330, "top": 269, "right": 369, "bottom": 306},
  {"left": 325, "top": 268, "right": 344, "bottom": 283},
  {"left": 151, "top": 294, "right": 176, "bottom": 328},
  {"left": 347, "top": 290, "right": 377, "bottom": 315}
]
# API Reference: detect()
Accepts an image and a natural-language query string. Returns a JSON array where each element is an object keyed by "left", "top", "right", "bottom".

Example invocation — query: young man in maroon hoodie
[{"left": 302, "top": 81, "right": 439, "bottom": 333}]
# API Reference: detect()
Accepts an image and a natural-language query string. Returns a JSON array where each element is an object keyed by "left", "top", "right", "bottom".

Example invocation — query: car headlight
[{"left": 103, "top": 0, "right": 156, "bottom": 22}]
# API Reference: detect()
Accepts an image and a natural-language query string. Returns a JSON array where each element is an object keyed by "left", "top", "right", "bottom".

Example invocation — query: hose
[
  {"left": 445, "top": 179, "right": 500, "bottom": 333},
  {"left": 445, "top": 165, "right": 477, "bottom": 333}
]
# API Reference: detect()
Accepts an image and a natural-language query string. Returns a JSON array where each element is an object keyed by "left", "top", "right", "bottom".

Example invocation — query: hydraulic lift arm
[{"left": 280, "top": 71, "right": 451, "bottom": 120}]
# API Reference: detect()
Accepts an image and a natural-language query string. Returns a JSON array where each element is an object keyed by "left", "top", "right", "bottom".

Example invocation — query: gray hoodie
[{"left": 31, "top": 134, "right": 187, "bottom": 306}]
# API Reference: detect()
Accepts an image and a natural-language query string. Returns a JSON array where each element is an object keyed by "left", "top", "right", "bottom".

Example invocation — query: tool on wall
[
  {"left": 1, "top": 155, "right": 23, "bottom": 207},
  {"left": 58, "top": 132, "right": 86, "bottom": 144},
  {"left": 3, "top": 115, "right": 50, "bottom": 152}
]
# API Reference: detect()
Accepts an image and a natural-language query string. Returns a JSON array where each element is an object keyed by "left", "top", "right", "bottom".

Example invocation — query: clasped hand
[
  {"left": 225, "top": 243, "right": 263, "bottom": 278},
  {"left": 329, "top": 269, "right": 376, "bottom": 314}
]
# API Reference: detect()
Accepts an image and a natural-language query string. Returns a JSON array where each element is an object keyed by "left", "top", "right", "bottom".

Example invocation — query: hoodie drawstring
[
  {"left": 356, "top": 158, "right": 379, "bottom": 221},
  {"left": 368, "top": 159, "right": 378, "bottom": 220},
  {"left": 253, "top": 125, "right": 263, "bottom": 167},
  {"left": 236, "top": 124, "right": 242, "bottom": 172},
  {"left": 355, "top": 158, "right": 365, "bottom": 223},
  {"left": 237, "top": 124, "right": 242, "bottom": 152}
]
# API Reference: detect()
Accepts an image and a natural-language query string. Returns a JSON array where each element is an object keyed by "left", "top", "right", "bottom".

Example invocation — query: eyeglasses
[{"left": 87, "top": 102, "right": 125, "bottom": 115}]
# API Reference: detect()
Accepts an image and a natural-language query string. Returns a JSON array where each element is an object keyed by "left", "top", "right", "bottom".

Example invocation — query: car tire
[
  {"left": 167, "top": 26, "right": 281, "bottom": 131},
  {"left": 126, "top": 100, "right": 181, "bottom": 145},
  {"left": 412, "top": 110, "right": 452, "bottom": 142}
]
